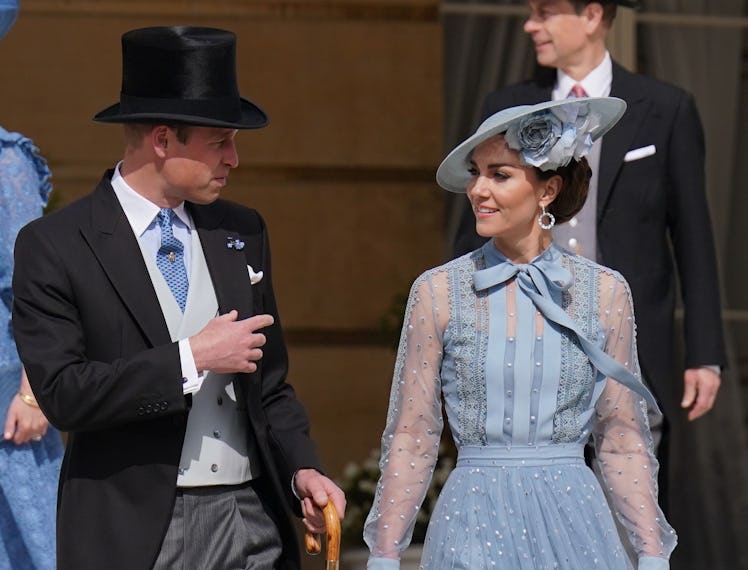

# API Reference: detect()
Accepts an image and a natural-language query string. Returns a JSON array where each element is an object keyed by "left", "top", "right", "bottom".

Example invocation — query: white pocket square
[
  {"left": 624, "top": 144, "right": 656, "bottom": 162},
  {"left": 247, "top": 265, "right": 264, "bottom": 285}
]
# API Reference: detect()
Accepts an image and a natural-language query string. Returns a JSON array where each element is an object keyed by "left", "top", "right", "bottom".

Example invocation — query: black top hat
[{"left": 93, "top": 26, "right": 267, "bottom": 129}]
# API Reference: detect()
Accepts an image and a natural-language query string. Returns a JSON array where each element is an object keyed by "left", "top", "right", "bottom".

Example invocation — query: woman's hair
[{"left": 535, "top": 157, "right": 592, "bottom": 225}]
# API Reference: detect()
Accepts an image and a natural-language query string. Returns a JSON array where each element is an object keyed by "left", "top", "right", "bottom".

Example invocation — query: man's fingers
[
  {"left": 219, "top": 309, "right": 239, "bottom": 322},
  {"left": 248, "top": 333, "right": 267, "bottom": 349},
  {"left": 689, "top": 384, "right": 718, "bottom": 421},
  {"left": 683, "top": 368, "right": 721, "bottom": 421},
  {"left": 243, "top": 313, "right": 274, "bottom": 331},
  {"left": 680, "top": 378, "right": 696, "bottom": 409}
]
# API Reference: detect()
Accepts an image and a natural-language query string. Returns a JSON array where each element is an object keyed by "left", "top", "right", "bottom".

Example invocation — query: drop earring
[{"left": 538, "top": 205, "right": 555, "bottom": 230}]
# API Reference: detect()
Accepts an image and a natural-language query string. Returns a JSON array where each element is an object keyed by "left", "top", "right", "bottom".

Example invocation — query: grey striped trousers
[{"left": 153, "top": 480, "right": 283, "bottom": 569}]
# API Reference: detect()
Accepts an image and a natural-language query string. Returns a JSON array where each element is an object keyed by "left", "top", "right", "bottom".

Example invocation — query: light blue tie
[
  {"left": 473, "top": 246, "right": 659, "bottom": 415},
  {"left": 156, "top": 208, "right": 188, "bottom": 312}
]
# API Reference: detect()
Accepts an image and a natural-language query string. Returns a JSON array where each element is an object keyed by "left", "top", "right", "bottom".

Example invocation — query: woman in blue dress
[
  {"left": 364, "top": 98, "right": 676, "bottom": 569},
  {"left": 0, "top": 5, "right": 64, "bottom": 566}
]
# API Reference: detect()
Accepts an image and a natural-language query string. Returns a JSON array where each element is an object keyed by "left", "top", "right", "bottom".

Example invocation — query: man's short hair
[
  {"left": 572, "top": 1, "right": 618, "bottom": 25},
  {"left": 123, "top": 123, "right": 192, "bottom": 147}
]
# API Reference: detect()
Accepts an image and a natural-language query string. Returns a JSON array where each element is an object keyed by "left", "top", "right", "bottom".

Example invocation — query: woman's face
[{"left": 466, "top": 135, "right": 554, "bottom": 252}]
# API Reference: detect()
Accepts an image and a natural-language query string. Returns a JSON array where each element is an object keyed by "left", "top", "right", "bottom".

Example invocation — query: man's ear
[
  {"left": 582, "top": 2, "right": 605, "bottom": 32},
  {"left": 152, "top": 125, "right": 170, "bottom": 158}
]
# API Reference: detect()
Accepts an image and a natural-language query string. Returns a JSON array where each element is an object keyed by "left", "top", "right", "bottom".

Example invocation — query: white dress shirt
[{"left": 110, "top": 164, "right": 203, "bottom": 394}]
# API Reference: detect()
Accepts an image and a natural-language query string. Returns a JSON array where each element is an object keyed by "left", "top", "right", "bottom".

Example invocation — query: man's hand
[
  {"left": 681, "top": 367, "right": 721, "bottom": 421},
  {"left": 294, "top": 469, "right": 346, "bottom": 535},
  {"left": 189, "top": 310, "right": 274, "bottom": 374}
]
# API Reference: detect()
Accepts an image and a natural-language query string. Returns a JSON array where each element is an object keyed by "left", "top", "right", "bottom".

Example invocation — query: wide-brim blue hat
[
  {"left": 93, "top": 26, "right": 267, "bottom": 129},
  {"left": 436, "top": 97, "right": 626, "bottom": 193}
]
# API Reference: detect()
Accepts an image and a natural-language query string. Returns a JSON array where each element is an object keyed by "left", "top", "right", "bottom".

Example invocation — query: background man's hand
[{"left": 681, "top": 367, "right": 721, "bottom": 421}]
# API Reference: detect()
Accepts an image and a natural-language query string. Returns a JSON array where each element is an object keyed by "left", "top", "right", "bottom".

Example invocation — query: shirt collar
[
  {"left": 110, "top": 162, "right": 192, "bottom": 237},
  {"left": 555, "top": 51, "right": 613, "bottom": 99}
]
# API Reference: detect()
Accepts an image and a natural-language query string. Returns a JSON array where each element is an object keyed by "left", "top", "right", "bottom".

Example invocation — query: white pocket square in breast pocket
[
  {"left": 624, "top": 144, "right": 656, "bottom": 162},
  {"left": 247, "top": 265, "right": 264, "bottom": 285}
]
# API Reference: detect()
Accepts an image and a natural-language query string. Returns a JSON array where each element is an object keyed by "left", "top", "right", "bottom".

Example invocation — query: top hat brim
[
  {"left": 436, "top": 97, "right": 626, "bottom": 193},
  {"left": 92, "top": 96, "right": 268, "bottom": 129}
]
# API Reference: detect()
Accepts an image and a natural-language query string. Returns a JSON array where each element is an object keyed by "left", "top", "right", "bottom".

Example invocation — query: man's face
[
  {"left": 524, "top": 0, "right": 592, "bottom": 71},
  {"left": 161, "top": 126, "right": 239, "bottom": 205}
]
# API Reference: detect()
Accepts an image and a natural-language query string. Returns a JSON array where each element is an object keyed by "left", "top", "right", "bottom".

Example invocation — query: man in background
[{"left": 453, "top": 0, "right": 726, "bottom": 510}]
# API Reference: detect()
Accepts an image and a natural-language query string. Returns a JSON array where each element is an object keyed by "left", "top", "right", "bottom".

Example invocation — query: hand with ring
[{"left": 3, "top": 392, "right": 50, "bottom": 445}]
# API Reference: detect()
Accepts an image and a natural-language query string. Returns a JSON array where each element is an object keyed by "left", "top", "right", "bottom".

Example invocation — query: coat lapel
[
  {"left": 80, "top": 174, "right": 171, "bottom": 348},
  {"left": 190, "top": 202, "right": 257, "bottom": 403},
  {"left": 598, "top": 62, "right": 649, "bottom": 216},
  {"left": 189, "top": 202, "right": 254, "bottom": 321},
  {"left": 519, "top": 70, "right": 553, "bottom": 105}
]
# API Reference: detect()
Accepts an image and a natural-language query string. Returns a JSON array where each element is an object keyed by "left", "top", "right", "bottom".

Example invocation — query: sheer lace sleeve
[
  {"left": 364, "top": 271, "right": 447, "bottom": 563},
  {"left": 592, "top": 271, "right": 677, "bottom": 564}
]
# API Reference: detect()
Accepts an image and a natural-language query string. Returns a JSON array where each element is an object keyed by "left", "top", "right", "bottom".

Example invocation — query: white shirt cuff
[{"left": 178, "top": 338, "right": 204, "bottom": 395}]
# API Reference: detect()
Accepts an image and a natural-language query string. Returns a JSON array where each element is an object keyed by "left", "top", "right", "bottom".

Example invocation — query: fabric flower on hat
[{"left": 504, "top": 102, "right": 601, "bottom": 171}]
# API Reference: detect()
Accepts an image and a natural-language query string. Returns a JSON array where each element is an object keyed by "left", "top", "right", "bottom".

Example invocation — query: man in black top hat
[
  {"left": 453, "top": 0, "right": 726, "bottom": 514},
  {"left": 11, "top": 26, "right": 345, "bottom": 570}
]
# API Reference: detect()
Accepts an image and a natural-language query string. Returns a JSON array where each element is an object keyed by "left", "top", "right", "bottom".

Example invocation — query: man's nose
[
  {"left": 224, "top": 141, "right": 239, "bottom": 168},
  {"left": 524, "top": 15, "right": 540, "bottom": 34}
]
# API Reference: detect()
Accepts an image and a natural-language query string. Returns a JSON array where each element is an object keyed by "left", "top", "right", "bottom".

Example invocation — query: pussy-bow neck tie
[{"left": 473, "top": 244, "right": 659, "bottom": 412}]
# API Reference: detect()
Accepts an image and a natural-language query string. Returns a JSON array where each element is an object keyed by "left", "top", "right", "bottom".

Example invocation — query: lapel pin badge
[{"left": 226, "top": 237, "right": 245, "bottom": 251}]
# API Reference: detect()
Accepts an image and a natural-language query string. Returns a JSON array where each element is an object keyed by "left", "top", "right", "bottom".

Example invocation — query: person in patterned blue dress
[
  {"left": 364, "top": 98, "right": 676, "bottom": 569},
  {"left": 0, "top": 5, "right": 64, "bottom": 567},
  {"left": 0, "top": 126, "right": 64, "bottom": 567}
]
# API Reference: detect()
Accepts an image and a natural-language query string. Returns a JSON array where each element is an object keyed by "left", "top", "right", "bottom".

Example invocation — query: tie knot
[
  {"left": 158, "top": 208, "right": 175, "bottom": 226},
  {"left": 569, "top": 84, "right": 588, "bottom": 98}
]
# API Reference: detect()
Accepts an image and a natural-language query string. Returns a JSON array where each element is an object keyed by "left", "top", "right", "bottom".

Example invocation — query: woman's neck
[{"left": 492, "top": 232, "right": 552, "bottom": 264}]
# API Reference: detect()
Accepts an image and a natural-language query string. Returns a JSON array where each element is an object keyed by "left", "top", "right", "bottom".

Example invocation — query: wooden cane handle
[{"left": 304, "top": 502, "right": 340, "bottom": 569}]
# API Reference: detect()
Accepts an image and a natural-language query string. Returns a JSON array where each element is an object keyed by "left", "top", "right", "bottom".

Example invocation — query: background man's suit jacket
[
  {"left": 455, "top": 62, "right": 726, "bottom": 420},
  {"left": 12, "top": 172, "right": 320, "bottom": 570}
]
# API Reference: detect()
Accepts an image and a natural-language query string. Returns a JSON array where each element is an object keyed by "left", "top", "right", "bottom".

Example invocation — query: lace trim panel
[
  {"left": 449, "top": 250, "right": 488, "bottom": 446},
  {"left": 553, "top": 255, "right": 599, "bottom": 443}
]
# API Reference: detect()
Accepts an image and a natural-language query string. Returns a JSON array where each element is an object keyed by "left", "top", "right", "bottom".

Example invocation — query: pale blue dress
[
  {"left": 364, "top": 242, "right": 676, "bottom": 570},
  {"left": 0, "top": 127, "right": 63, "bottom": 570}
]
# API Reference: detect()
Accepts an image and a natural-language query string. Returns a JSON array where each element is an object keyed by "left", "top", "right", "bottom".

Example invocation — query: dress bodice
[{"left": 440, "top": 242, "right": 654, "bottom": 449}]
